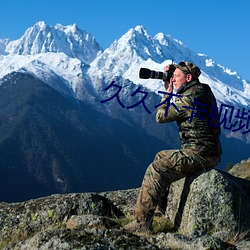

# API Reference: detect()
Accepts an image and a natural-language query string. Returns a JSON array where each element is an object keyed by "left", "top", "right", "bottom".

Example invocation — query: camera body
[{"left": 139, "top": 65, "right": 176, "bottom": 82}]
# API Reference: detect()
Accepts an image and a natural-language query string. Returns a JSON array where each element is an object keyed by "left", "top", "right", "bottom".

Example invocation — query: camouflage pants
[{"left": 134, "top": 149, "right": 220, "bottom": 222}]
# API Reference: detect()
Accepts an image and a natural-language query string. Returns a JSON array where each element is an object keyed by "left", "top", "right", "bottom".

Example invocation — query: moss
[
  {"left": 152, "top": 216, "right": 174, "bottom": 234},
  {"left": 31, "top": 212, "right": 39, "bottom": 221},
  {"left": 113, "top": 214, "right": 174, "bottom": 234},
  {"left": 112, "top": 216, "right": 134, "bottom": 227},
  {"left": 0, "top": 227, "right": 29, "bottom": 248},
  {"left": 47, "top": 209, "right": 57, "bottom": 220}
]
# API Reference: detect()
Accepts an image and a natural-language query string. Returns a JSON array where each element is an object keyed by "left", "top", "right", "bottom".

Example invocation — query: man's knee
[
  {"left": 153, "top": 150, "right": 175, "bottom": 169},
  {"left": 154, "top": 151, "right": 162, "bottom": 161}
]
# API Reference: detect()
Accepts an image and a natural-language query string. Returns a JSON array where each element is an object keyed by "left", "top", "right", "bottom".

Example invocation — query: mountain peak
[
  {"left": 5, "top": 22, "right": 102, "bottom": 64},
  {"left": 154, "top": 32, "right": 186, "bottom": 50},
  {"left": 54, "top": 23, "right": 79, "bottom": 34},
  {"left": 134, "top": 25, "right": 147, "bottom": 34},
  {"left": 89, "top": 25, "right": 170, "bottom": 80},
  {"left": 124, "top": 25, "right": 151, "bottom": 42},
  {"left": 34, "top": 21, "right": 48, "bottom": 29}
]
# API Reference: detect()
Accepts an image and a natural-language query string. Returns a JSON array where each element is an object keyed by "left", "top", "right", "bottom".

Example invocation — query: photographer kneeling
[{"left": 124, "top": 61, "right": 222, "bottom": 233}]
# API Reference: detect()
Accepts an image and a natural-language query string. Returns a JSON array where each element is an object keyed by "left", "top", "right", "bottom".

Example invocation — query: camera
[{"left": 139, "top": 65, "right": 176, "bottom": 82}]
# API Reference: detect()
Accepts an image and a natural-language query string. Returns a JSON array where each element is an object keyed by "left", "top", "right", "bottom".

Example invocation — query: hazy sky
[{"left": 1, "top": 0, "right": 250, "bottom": 80}]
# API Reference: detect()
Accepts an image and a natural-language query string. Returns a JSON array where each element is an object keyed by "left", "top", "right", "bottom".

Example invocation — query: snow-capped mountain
[
  {"left": 0, "top": 39, "right": 9, "bottom": 55},
  {"left": 3, "top": 21, "right": 102, "bottom": 64},
  {"left": 0, "top": 52, "right": 98, "bottom": 101},
  {"left": 1, "top": 21, "right": 250, "bottom": 142},
  {"left": 1, "top": 22, "right": 249, "bottom": 109},
  {"left": 89, "top": 25, "right": 250, "bottom": 108},
  {"left": 0, "top": 22, "right": 104, "bottom": 101}
]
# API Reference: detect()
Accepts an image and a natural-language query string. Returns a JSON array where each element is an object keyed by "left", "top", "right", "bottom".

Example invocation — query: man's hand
[{"left": 163, "top": 65, "right": 173, "bottom": 93}]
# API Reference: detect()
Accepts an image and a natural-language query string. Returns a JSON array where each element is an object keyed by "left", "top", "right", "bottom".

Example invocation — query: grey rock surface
[{"left": 165, "top": 169, "right": 250, "bottom": 241}]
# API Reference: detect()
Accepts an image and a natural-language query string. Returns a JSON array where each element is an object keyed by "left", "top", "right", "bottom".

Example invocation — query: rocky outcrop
[
  {"left": 229, "top": 158, "right": 250, "bottom": 180},
  {"left": 0, "top": 169, "right": 250, "bottom": 249},
  {"left": 165, "top": 169, "right": 250, "bottom": 240}
]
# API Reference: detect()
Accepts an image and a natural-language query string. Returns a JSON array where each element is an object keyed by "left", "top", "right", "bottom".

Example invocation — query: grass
[
  {"left": 152, "top": 216, "right": 174, "bottom": 234},
  {"left": 113, "top": 214, "right": 174, "bottom": 235},
  {"left": 112, "top": 216, "right": 134, "bottom": 227},
  {"left": 225, "top": 230, "right": 250, "bottom": 245}
]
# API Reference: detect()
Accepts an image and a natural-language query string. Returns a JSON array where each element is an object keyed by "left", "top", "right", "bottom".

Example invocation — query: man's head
[{"left": 172, "top": 61, "right": 201, "bottom": 90}]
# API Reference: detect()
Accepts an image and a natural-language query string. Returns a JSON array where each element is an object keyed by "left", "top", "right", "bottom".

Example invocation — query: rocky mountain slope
[
  {"left": 1, "top": 168, "right": 250, "bottom": 249},
  {"left": 0, "top": 72, "right": 173, "bottom": 202}
]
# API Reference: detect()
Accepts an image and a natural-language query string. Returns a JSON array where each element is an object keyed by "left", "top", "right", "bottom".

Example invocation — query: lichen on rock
[{"left": 165, "top": 169, "right": 250, "bottom": 241}]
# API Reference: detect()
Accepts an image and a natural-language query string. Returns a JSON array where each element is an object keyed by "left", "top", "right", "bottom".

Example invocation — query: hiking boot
[{"left": 124, "top": 219, "right": 152, "bottom": 234}]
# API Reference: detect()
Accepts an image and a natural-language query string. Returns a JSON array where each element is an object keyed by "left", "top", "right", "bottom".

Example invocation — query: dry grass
[{"left": 225, "top": 230, "right": 250, "bottom": 245}]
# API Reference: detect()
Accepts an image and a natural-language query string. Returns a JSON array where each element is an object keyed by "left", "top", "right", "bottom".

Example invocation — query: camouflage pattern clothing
[{"left": 134, "top": 79, "right": 222, "bottom": 224}]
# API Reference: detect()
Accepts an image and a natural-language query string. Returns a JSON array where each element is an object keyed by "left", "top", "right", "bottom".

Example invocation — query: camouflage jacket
[{"left": 156, "top": 79, "right": 222, "bottom": 157}]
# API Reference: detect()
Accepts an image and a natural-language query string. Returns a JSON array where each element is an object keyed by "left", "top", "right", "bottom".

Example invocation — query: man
[{"left": 124, "top": 61, "right": 222, "bottom": 233}]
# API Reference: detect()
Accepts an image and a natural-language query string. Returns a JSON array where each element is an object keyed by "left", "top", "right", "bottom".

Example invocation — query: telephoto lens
[
  {"left": 139, "top": 68, "right": 167, "bottom": 80},
  {"left": 139, "top": 65, "right": 176, "bottom": 82}
]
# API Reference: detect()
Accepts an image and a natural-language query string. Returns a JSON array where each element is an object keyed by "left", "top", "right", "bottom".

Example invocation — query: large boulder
[
  {"left": 165, "top": 169, "right": 250, "bottom": 241},
  {"left": 0, "top": 193, "right": 124, "bottom": 248}
]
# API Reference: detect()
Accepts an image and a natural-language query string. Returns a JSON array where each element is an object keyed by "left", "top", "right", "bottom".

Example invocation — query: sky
[{"left": 0, "top": 0, "right": 250, "bottom": 81}]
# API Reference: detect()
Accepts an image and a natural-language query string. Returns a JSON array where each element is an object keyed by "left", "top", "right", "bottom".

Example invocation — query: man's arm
[
  {"left": 156, "top": 95, "right": 180, "bottom": 123},
  {"left": 156, "top": 95, "right": 192, "bottom": 123}
]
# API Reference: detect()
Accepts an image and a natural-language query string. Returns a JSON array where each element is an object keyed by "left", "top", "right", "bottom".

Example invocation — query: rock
[
  {"left": 229, "top": 158, "right": 250, "bottom": 180},
  {"left": 65, "top": 214, "right": 120, "bottom": 230},
  {"left": 0, "top": 193, "right": 124, "bottom": 248},
  {"left": 4, "top": 228, "right": 161, "bottom": 250},
  {"left": 235, "top": 240, "right": 250, "bottom": 250},
  {"left": 165, "top": 169, "right": 250, "bottom": 241},
  {"left": 156, "top": 232, "right": 228, "bottom": 250},
  {"left": 1, "top": 168, "right": 250, "bottom": 249},
  {"left": 101, "top": 188, "right": 140, "bottom": 215}
]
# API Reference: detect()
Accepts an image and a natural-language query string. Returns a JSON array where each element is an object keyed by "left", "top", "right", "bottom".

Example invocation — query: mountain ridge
[
  {"left": 1, "top": 22, "right": 249, "bottom": 105},
  {"left": 3, "top": 21, "right": 102, "bottom": 64}
]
